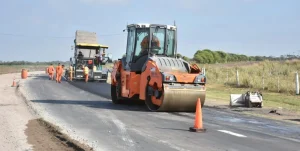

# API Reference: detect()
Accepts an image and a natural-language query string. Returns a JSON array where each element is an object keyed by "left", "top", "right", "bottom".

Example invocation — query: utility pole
[{"left": 296, "top": 72, "right": 299, "bottom": 95}]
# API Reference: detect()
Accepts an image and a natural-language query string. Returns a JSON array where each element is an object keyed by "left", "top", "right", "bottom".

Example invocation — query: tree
[
  {"left": 238, "top": 55, "right": 248, "bottom": 61},
  {"left": 176, "top": 53, "right": 182, "bottom": 58},
  {"left": 227, "top": 53, "right": 238, "bottom": 62},
  {"left": 193, "top": 49, "right": 215, "bottom": 64},
  {"left": 182, "top": 56, "right": 190, "bottom": 61},
  {"left": 215, "top": 51, "right": 228, "bottom": 63},
  {"left": 212, "top": 51, "right": 221, "bottom": 63},
  {"left": 254, "top": 56, "right": 264, "bottom": 61}
]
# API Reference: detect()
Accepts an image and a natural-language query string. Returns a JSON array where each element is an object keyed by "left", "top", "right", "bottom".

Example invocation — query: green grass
[
  {"left": 199, "top": 60, "right": 300, "bottom": 95},
  {"left": 206, "top": 83, "right": 300, "bottom": 112}
]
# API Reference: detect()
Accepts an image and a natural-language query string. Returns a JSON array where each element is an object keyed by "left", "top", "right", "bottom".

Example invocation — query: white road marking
[
  {"left": 132, "top": 128, "right": 190, "bottom": 151},
  {"left": 218, "top": 130, "right": 247, "bottom": 138},
  {"left": 105, "top": 110, "right": 135, "bottom": 148},
  {"left": 112, "top": 119, "right": 135, "bottom": 145}
]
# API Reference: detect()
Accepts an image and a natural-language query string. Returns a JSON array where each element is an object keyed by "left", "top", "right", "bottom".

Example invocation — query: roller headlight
[
  {"left": 162, "top": 73, "right": 176, "bottom": 82},
  {"left": 165, "top": 75, "right": 174, "bottom": 81},
  {"left": 194, "top": 75, "right": 206, "bottom": 83}
]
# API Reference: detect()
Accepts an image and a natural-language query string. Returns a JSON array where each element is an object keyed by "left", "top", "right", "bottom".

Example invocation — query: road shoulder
[
  {"left": 0, "top": 72, "right": 34, "bottom": 151},
  {"left": 205, "top": 98, "right": 300, "bottom": 125},
  {"left": 0, "top": 72, "right": 93, "bottom": 151}
]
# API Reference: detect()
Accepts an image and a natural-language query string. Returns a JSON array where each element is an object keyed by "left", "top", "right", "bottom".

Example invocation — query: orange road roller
[{"left": 110, "top": 23, "right": 206, "bottom": 112}]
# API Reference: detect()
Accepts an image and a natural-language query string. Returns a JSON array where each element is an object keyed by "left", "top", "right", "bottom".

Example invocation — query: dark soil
[{"left": 25, "top": 118, "right": 93, "bottom": 151}]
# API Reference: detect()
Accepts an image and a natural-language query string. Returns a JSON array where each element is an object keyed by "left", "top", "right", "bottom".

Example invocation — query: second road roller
[{"left": 110, "top": 23, "right": 206, "bottom": 112}]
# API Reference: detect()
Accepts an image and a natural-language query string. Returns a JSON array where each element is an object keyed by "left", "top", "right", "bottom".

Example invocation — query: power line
[
  {"left": 0, "top": 33, "right": 72, "bottom": 38},
  {"left": 0, "top": 32, "right": 126, "bottom": 39}
]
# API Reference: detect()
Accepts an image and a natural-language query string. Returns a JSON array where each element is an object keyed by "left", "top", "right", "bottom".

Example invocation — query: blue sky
[{"left": 0, "top": 0, "right": 299, "bottom": 61}]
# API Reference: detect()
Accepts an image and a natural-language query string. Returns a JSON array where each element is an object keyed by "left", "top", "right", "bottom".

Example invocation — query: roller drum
[{"left": 145, "top": 83, "right": 206, "bottom": 112}]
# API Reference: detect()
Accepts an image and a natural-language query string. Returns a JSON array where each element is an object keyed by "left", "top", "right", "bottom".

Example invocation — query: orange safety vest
[
  {"left": 48, "top": 66, "right": 54, "bottom": 74},
  {"left": 56, "top": 65, "right": 62, "bottom": 74},
  {"left": 69, "top": 66, "right": 73, "bottom": 72},
  {"left": 84, "top": 66, "right": 89, "bottom": 75}
]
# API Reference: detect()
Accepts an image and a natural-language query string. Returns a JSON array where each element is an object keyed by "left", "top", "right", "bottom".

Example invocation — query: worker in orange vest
[
  {"left": 56, "top": 63, "right": 63, "bottom": 83},
  {"left": 68, "top": 64, "right": 73, "bottom": 81},
  {"left": 82, "top": 65, "right": 89, "bottom": 83},
  {"left": 61, "top": 65, "right": 65, "bottom": 80},
  {"left": 47, "top": 64, "right": 55, "bottom": 80}
]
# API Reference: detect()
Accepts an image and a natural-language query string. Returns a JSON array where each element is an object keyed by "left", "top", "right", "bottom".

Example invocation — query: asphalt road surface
[{"left": 20, "top": 73, "right": 300, "bottom": 151}]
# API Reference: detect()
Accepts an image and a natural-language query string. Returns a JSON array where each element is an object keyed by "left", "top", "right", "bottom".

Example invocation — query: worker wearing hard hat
[
  {"left": 69, "top": 64, "right": 73, "bottom": 81},
  {"left": 101, "top": 49, "right": 106, "bottom": 61},
  {"left": 56, "top": 63, "right": 63, "bottom": 83},
  {"left": 93, "top": 65, "right": 97, "bottom": 72},
  {"left": 82, "top": 65, "right": 89, "bottom": 83},
  {"left": 62, "top": 64, "right": 65, "bottom": 73},
  {"left": 47, "top": 64, "right": 55, "bottom": 80},
  {"left": 140, "top": 35, "right": 160, "bottom": 56}
]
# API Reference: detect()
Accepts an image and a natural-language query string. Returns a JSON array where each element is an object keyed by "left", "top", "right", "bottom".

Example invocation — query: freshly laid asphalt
[{"left": 20, "top": 73, "right": 300, "bottom": 151}]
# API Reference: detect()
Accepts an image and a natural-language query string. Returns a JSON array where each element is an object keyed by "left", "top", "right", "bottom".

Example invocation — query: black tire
[
  {"left": 111, "top": 85, "right": 119, "bottom": 103},
  {"left": 248, "top": 101, "right": 253, "bottom": 108},
  {"left": 245, "top": 95, "right": 252, "bottom": 108},
  {"left": 245, "top": 95, "right": 249, "bottom": 107},
  {"left": 111, "top": 76, "right": 121, "bottom": 104}
]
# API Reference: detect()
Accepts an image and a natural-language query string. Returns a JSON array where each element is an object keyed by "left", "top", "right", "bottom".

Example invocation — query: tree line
[
  {"left": 0, "top": 60, "right": 113, "bottom": 65},
  {"left": 177, "top": 49, "right": 300, "bottom": 64},
  {"left": 2, "top": 49, "right": 299, "bottom": 65},
  {"left": 0, "top": 61, "right": 68, "bottom": 65}
]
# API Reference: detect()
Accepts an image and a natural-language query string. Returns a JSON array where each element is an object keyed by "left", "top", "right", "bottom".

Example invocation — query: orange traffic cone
[
  {"left": 189, "top": 98, "right": 206, "bottom": 132},
  {"left": 11, "top": 79, "right": 17, "bottom": 87}
]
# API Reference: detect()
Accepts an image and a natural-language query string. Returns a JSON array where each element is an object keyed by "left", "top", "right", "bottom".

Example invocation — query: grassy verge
[
  {"left": 199, "top": 60, "right": 300, "bottom": 95},
  {"left": 206, "top": 83, "right": 300, "bottom": 113},
  {"left": 0, "top": 65, "right": 47, "bottom": 75},
  {"left": 103, "top": 63, "right": 114, "bottom": 69}
]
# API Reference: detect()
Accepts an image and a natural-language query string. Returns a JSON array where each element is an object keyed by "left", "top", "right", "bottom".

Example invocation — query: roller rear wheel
[{"left": 111, "top": 76, "right": 122, "bottom": 104}]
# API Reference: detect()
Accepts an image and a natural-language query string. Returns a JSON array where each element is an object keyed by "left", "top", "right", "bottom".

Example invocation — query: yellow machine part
[{"left": 145, "top": 83, "right": 206, "bottom": 112}]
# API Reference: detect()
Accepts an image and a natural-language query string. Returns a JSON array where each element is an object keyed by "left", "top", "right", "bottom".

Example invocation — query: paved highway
[{"left": 19, "top": 73, "right": 300, "bottom": 151}]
